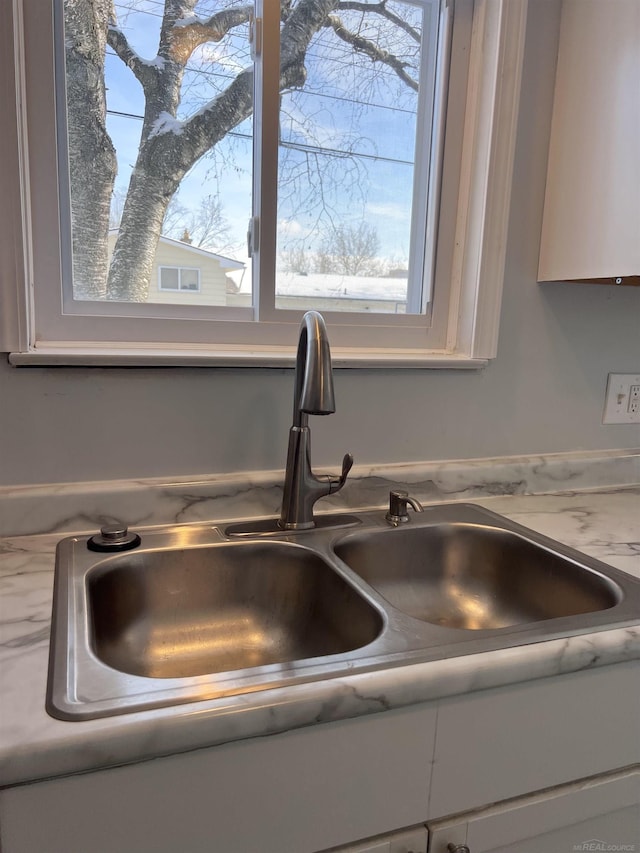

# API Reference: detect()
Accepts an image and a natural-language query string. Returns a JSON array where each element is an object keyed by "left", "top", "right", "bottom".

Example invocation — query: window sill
[{"left": 7, "top": 346, "right": 488, "bottom": 369}]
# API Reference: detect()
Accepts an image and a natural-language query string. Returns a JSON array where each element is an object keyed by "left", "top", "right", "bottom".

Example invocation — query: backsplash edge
[{"left": 1, "top": 448, "right": 638, "bottom": 537}]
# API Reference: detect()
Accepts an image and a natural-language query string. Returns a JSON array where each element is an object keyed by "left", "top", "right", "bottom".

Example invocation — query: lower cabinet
[
  {"left": 325, "top": 826, "right": 429, "bottom": 853},
  {"left": 428, "top": 767, "right": 639, "bottom": 853},
  {"left": 326, "top": 768, "right": 639, "bottom": 853},
  {"left": 2, "top": 666, "right": 637, "bottom": 853}
]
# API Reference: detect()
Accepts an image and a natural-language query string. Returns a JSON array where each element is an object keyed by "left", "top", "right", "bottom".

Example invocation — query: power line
[
  {"left": 106, "top": 108, "right": 414, "bottom": 166},
  {"left": 113, "top": 0, "right": 423, "bottom": 35},
  {"left": 106, "top": 33, "right": 419, "bottom": 83},
  {"left": 108, "top": 5, "right": 422, "bottom": 81},
  {"left": 104, "top": 49, "right": 417, "bottom": 117},
  {"left": 280, "top": 137, "right": 413, "bottom": 166}
]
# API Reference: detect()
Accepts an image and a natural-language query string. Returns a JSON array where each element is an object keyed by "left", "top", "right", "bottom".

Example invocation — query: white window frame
[
  {"left": 158, "top": 267, "right": 201, "bottom": 294},
  {"left": 0, "top": 0, "right": 528, "bottom": 367}
]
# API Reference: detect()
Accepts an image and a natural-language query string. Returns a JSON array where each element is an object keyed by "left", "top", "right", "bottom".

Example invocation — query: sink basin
[
  {"left": 334, "top": 523, "right": 621, "bottom": 630},
  {"left": 88, "top": 541, "right": 382, "bottom": 679},
  {"left": 48, "top": 504, "right": 640, "bottom": 720}
]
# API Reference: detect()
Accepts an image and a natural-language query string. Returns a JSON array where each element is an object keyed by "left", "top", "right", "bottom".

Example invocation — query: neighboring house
[
  {"left": 275, "top": 272, "right": 408, "bottom": 314},
  {"left": 107, "top": 232, "right": 245, "bottom": 306},
  {"left": 228, "top": 272, "right": 410, "bottom": 314}
]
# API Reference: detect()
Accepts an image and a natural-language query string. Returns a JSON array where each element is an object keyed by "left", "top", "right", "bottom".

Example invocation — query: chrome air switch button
[{"left": 87, "top": 524, "right": 141, "bottom": 553}]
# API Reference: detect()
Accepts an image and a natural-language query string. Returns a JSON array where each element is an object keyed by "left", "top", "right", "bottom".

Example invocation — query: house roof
[{"left": 108, "top": 230, "right": 245, "bottom": 270}]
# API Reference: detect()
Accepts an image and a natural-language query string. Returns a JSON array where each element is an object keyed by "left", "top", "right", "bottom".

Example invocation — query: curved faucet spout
[
  {"left": 293, "top": 311, "right": 336, "bottom": 427},
  {"left": 279, "top": 311, "right": 352, "bottom": 530}
]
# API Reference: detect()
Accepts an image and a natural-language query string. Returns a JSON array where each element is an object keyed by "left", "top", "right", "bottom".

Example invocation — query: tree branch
[
  {"left": 179, "top": 0, "right": 337, "bottom": 170},
  {"left": 168, "top": 6, "right": 253, "bottom": 62},
  {"left": 337, "top": 1, "right": 421, "bottom": 43},
  {"left": 107, "top": 25, "right": 159, "bottom": 88},
  {"left": 280, "top": 0, "right": 340, "bottom": 69},
  {"left": 326, "top": 14, "right": 419, "bottom": 92}
]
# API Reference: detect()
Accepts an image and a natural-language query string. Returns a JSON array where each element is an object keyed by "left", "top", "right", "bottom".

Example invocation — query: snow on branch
[
  {"left": 148, "top": 111, "right": 185, "bottom": 139},
  {"left": 107, "top": 25, "right": 160, "bottom": 88}
]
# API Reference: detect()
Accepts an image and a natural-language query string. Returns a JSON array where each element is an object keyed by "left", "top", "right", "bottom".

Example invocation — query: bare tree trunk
[
  {"left": 65, "top": 0, "right": 116, "bottom": 299},
  {"left": 105, "top": 0, "right": 336, "bottom": 301},
  {"left": 106, "top": 65, "right": 255, "bottom": 300},
  {"left": 106, "top": 168, "right": 178, "bottom": 301}
]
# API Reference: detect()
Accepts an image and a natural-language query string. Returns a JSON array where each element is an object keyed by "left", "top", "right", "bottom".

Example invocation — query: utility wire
[
  {"left": 108, "top": 5, "right": 422, "bottom": 81},
  {"left": 104, "top": 47, "right": 417, "bottom": 116},
  {"left": 106, "top": 108, "right": 414, "bottom": 166}
]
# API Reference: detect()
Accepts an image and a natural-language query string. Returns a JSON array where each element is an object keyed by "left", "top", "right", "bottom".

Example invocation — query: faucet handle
[
  {"left": 326, "top": 453, "right": 353, "bottom": 494},
  {"left": 340, "top": 453, "right": 354, "bottom": 485}
]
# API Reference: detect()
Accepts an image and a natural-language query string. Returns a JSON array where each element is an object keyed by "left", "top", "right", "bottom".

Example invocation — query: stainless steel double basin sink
[{"left": 47, "top": 503, "right": 640, "bottom": 720}]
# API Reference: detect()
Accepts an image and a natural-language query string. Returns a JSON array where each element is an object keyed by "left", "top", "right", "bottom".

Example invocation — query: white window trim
[
  {"left": 158, "top": 267, "right": 201, "bottom": 294},
  {"left": 1, "top": 0, "right": 528, "bottom": 368}
]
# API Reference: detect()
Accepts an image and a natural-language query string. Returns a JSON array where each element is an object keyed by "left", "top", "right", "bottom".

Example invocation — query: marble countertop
[{"left": 1, "top": 485, "right": 639, "bottom": 789}]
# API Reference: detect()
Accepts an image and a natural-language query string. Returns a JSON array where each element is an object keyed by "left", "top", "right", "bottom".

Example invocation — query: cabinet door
[
  {"left": 428, "top": 768, "right": 639, "bottom": 853},
  {"left": 324, "top": 825, "right": 428, "bottom": 853},
  {"left": 538, "top": 0, "right": 640, "bottom": 283}
]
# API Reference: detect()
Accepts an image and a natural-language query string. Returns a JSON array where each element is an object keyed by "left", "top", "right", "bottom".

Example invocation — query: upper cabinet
[{"left": 538, "top": 0, "right": 640, "bottom": 285}]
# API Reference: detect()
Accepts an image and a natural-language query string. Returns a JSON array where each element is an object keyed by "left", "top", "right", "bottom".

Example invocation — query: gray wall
[{"left": 1, "top": 1, "right": 639, "bottom": 488}]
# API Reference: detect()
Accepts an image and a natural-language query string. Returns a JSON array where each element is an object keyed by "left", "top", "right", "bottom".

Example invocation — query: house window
[
  {"left": 1, "top": 0, "right": 528, "bottom": 364},
  {"left": 159, "top": 268, "right": 201, "bottom": 294}
]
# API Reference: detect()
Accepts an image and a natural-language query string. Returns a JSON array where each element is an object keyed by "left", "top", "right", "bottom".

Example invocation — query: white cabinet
[
  {"left": 0, "top": 665, "right": 637, "bottom": 853},
  {"left": 428, "top": 768, "right": 640, "bottom": 853},
  {"left": 0, "top": 704, "right": 438, "bottom": 853},
  {"left": 426, "top": 661, "right": 639, "bottom": 819},
  {"left": 323, "top": 826, "right": 428, "bottom": 853},
  {"left": 538, "top": 0, "right": 640, "bottom": 285}
]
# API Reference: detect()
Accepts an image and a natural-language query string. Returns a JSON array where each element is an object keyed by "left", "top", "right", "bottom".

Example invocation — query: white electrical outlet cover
[{"left": 603, "top": 373, "right": 640, "bottom": 424}]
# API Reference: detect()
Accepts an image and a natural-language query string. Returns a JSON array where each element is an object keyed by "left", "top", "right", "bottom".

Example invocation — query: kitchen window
[{"left": 0, "top": 0, "right": 528, "bottom": 365}]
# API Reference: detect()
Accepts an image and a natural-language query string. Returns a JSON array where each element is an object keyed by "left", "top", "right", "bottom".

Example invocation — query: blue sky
[{"left": 103, "top": 0, "right": 432, "bottom": 269}]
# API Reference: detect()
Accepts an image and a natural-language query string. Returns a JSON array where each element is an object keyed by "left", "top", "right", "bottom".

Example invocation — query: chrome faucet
[{"left": 279, "top": 311, "right": 353, "bottom": 530}]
